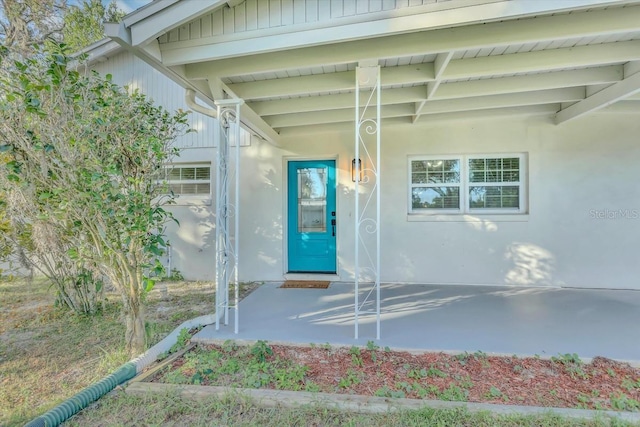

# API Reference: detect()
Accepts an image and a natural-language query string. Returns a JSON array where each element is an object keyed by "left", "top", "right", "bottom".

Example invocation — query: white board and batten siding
[
  {"left": 91, "top": 51, "right": 217, "bottom": 151},
  {"left": 158, "top": 0, "right": 458, "bottom": 43}
]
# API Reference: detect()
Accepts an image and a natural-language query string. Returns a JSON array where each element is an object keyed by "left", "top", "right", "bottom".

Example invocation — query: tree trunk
[{"left": 124, "top": 300, "right": 146, "bottom": 357}]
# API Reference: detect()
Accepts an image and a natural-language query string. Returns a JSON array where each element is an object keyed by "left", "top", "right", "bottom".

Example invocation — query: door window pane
[{"left": 298, "top": 167, "right": 327, "bottom": 233}]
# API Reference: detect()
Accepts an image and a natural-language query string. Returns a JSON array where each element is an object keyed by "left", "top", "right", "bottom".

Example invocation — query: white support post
[
  {"left": 214, "top": 98, "right": 244, "bottom": 334},
  {"left": 354, "top": 64, "right": 381, "bottom": 340},
  {"left": 354, "top": 71, "right": 360, "bottom": 340}
]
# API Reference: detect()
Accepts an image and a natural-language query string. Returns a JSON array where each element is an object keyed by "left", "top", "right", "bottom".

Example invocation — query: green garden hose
[{"left": 23, "top": 363, "right": 137, "bottom": 427}]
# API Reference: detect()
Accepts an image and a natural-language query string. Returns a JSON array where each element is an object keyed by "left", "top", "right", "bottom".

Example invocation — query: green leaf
[
  {"left": 143, "top": 278, "right": 156, "bottom": 293},
  {"left": 67, "top": 248, "right": 79, "bottom": 259}
]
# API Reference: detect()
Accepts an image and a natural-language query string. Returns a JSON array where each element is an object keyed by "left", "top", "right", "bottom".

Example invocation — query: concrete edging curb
[{"left": 125, "top": 382, "right": 640, "bottom": 423}]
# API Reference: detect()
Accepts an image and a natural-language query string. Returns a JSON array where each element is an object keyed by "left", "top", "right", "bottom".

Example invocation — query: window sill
[{"left": 407, "top": 213, "right": 529, "bottom": 222}]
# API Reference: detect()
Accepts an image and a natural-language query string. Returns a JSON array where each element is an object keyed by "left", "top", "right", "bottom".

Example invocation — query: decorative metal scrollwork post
[
  {"left": 215, "top": 99, "right": 244, "bottom": 334},
  {"left": 354, "top": 65, "right": 381, "bottom": 340}
]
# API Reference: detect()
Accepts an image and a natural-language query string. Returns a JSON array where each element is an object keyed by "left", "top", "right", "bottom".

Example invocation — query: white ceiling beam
[
  {"left": 266, "top": 104, "right": 415, "bottom": 128},
  {"left": 436, "top": 66, "right": 623, "bottom": 99},
  {"left": 180, "top": 4, "right": 640, "bottom": 73},
  {"left": 414, "top": 104, "right": 561, "bottom": 124},
  {"left": 250, "top": 87, "right": 427, "bottom": 116},
  {"left": 250, "top": 67, "right": 621, "bottom": 116},
  {"left": 213, "top": 81, "right": 281, "bottom": 142},
  {"left": 229, "top": 72, "right": 354, "bottom": 100},
  {"left": 266, "top": 87, "right": 583, "bottom": 128},
  {"left": 207, "top": 76, "right": 226, "bottom": 100},
  {"left": 625, "top": 61, "right": 640, "bottom": 77},
  {"left": 225, "top": 64, "right": 434, "bottom": 100},
  {"left": 555, "top": 71, "right": 640, "bottom": 124},
  {"left": 444, "top": 40, "right": 640, "bottom": 80},
  {"left": 420, "top": 88, "right": 585, "bottom": 116},
  {"left": 427, "top": 52, "right": 454, "bottom": 99},
  {"left": 278, "top": 104, "right": 560, "bottom": 135},
  {"left": 238, "top": 103, "right": 281, "bottom": 142},
  {"left": 420, "top": 51, "right": 455, "bottom": 122},
  {"left": 129, "top": 1, "right": 226, "bottom": 46},
  {"left": 224, "top": 42, "right": 632, "bottom": 102}
]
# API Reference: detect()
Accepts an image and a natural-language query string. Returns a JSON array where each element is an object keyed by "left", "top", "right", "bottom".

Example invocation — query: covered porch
[{"left": 194, "top": 282, "right": 640, "bottom": 363}]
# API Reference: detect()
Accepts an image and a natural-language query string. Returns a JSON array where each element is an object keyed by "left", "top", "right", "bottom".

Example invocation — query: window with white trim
[
  {"left": 161, "top": 164, "right": 211, "bottom": 196},
  {"left": 409, "top": 154, "right": 526, "bottom": 214}
]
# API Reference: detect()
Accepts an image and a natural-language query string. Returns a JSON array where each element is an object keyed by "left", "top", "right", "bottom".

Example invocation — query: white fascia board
[
  {"left": 555, "top": 71, "right": 640, "bottom": 123},
  {"left": 76, "top": 37, "right": 116, "bottom": 55},
  {"left": 76, "top": 38, "right": 122, "bottom": 66},
  {"left": 167, "top": 1, "right": 636, "bottom": 67},
  {"left": 129, "top": 0, "right": 228, "bottom": 47},
  {"left": 122, "top": 0, "right": 180, "bottom": 27}
]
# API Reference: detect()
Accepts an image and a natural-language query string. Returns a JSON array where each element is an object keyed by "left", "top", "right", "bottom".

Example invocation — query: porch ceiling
[{"left": 127, "top": 0, "right": 640, "bottom": 139}]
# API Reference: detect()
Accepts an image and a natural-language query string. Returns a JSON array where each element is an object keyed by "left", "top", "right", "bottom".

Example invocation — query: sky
[{"left": 110, "top": 0, "right": 153, "bottom": 14}]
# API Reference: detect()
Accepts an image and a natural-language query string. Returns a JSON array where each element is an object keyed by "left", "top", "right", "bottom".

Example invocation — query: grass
[
  {"left": 0, "top": 277, "right": 219, "bottom": 426},
  {"left": 1, "top": 277, "right": 639, "bottom": 427},
  {"left": 67, "top": 391, "right": 638, "bottom": 427}
]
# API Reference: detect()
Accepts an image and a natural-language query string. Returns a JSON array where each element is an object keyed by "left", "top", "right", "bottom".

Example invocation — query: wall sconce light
[{"left": 351, "top": 158, "right": 363, "bottom": 182}]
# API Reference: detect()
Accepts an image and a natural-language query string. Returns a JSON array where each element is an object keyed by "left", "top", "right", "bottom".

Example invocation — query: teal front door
[{"left": 287, "top": 160, "right": 337, "bottom": 273}]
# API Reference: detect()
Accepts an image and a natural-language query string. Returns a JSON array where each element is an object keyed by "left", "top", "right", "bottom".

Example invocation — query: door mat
[{"left": 280, "top": 280, "right": 330, "bottom": 289}]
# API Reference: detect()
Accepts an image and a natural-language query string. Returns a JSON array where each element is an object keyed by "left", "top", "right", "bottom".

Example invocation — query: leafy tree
[
  {"left": 0, "top": 0, "right": 66, "bottom": 56},
  {"left": 0, "top": 46, "right": 190, "bottom": 355},
  {"left": 62, "top": 0, "right": 124, "bottom": 53}
]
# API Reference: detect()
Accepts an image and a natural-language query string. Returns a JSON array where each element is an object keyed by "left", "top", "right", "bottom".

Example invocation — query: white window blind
[
  {"left": 409, "top": 154, "right": 526, "bottom": 214},
  {"left": 163, "top": 164, "right": 211, "bottom": 196}
]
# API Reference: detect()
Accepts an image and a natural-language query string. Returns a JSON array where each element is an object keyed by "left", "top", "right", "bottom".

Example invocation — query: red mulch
[{"left": 154, "top": 343, "right": 640, "bottom": 411}]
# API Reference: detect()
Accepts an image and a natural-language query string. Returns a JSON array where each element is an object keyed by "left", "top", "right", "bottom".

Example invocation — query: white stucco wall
[
  {"left": 235, "top": 113, "right": 640, "bottom": 290},
  {"left": 89, "top": 51, "right": 640, "bottom": 289}
]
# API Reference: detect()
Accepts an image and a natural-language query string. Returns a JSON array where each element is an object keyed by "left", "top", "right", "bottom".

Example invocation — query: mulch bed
[{"left": 150, "top": 342, "right": 640, "bottom": 412}]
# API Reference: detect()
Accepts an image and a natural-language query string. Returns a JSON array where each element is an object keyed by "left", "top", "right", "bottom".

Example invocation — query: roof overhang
[{"left": 102, "top": 0, "right": 640, "bottom": 141}]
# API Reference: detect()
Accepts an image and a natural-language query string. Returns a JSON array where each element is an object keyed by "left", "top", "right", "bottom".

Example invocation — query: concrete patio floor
[{"left": 193, "top": 282, "right": 640, "bottom": 363}]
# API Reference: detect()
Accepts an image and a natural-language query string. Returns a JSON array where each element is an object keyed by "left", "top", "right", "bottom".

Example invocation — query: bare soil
[{"left": 151, "top": 342, "right": 640, "bottom": 412}]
